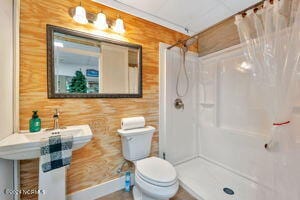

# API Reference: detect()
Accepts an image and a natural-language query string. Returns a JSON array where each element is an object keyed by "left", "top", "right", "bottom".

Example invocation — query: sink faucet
[
  {"left": 53, "top": 109, "right": 60, "bottom": 130},
  {"left": 45, "top": 109, "right": 66, "bottom": 132}
]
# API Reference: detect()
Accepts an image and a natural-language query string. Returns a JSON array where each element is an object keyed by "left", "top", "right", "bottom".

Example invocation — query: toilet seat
[
  {"left": 135, "top": 172, "right": 179, "bottom": 200},
  {"left": 136, "top": 157, "right": 177, "bottom": 187}
]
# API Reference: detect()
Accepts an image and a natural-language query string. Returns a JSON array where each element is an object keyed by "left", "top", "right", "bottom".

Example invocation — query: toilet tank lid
[{"left": 118, "top": 126, "right": 155, "bottom": 137}]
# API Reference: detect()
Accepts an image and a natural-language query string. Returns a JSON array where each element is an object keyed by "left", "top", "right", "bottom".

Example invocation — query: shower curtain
[
  {"left": 235, "top": 0, "right": 300, "bottom": 199},
  {"left": 128, "top": 66, "right": 138, "bottom": 93}
]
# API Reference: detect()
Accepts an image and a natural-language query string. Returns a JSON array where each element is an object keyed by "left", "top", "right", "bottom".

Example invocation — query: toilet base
[{"left": 133, "top": 186, "right": 169, "bottom": 200}]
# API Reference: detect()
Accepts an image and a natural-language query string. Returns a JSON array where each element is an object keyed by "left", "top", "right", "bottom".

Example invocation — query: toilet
[{"left": 118, "top": 126, "right": 179, "bottom": 200}]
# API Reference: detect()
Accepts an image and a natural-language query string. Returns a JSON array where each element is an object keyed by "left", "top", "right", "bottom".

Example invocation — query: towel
[{"left": 40, "top": 135, "right": 73, "bottom": 173}]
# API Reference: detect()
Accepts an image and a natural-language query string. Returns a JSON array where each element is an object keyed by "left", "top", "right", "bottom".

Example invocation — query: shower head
[
  {"left": 184, "top": 36, "right": 198, "bottom": 47},
  {"left": 182, "top": 36, "right": 198, "bottom": 52}
]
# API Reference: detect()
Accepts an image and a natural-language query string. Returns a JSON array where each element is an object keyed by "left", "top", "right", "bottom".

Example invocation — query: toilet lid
[{"left": 136, "top": 157, "right": 177, "bottom": 186}]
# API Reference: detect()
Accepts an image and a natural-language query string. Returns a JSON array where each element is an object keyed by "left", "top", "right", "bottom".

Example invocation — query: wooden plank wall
[
  {"left": 19, "top": 0, "right": 195, "bottom": 199},
  {"left": 197, "top": 1, "right": 264, "bottom": 56},
  {"left": 197, "top": 16, "right": 240, "bottom": 56}
]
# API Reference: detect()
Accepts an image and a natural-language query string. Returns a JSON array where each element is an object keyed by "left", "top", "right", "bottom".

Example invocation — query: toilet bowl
[
  {"left": 133, "top": 157, "right": 179, "bottom": 200},
  {"left": 118, "top": 126, "right": 179, "bottom": 200}
]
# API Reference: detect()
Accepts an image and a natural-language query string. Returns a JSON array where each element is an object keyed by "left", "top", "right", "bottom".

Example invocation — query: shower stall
[{"left": 159, "top": 40, "right": 300, "bottom": 199}]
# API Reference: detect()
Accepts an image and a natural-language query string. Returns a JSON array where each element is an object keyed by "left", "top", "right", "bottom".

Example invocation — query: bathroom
[{"left": 0, "top": 0, "right": 300, "bottom": 200}]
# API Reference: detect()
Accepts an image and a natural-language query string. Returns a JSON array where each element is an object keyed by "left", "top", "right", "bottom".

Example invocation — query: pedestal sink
[{"left": 0, "top": 125, "right": 93, "bottom": 200}]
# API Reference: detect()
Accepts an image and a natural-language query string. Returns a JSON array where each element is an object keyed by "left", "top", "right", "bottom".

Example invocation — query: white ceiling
[
  {"left": 55, "top": 39, "right": 99, "bottom": 66},
  {"left": 93, "top": 0, "right": 260, "bottom": 35}
]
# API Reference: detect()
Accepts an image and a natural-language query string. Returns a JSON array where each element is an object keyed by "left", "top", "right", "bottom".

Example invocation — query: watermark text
[{"left": 3, "top": 188, "right": 46, "bottom": 195}]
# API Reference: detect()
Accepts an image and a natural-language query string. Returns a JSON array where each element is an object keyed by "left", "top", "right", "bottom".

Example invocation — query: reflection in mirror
[
  {"left": 54, "top": 32, "right": 139, "bottom": 94},
  {"left": 47, "top": 25, "right": 142, "bottom": 98}
]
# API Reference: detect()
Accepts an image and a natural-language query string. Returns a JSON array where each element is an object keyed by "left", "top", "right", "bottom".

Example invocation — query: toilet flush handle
[{"left": 126, "top": 137, "right": 133, "bottom": 141}]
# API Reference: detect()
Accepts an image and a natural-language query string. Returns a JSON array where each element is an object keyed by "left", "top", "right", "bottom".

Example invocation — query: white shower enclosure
[{"left": 159, "top": 42, "right": 300, "bottom": 200}]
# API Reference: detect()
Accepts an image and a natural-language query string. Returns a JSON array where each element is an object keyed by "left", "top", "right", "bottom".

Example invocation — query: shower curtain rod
[
  {"left": 167, "top": 33, "right": 199, "bottom": 50},
  {"left": 167, "top": 0, "right": 267, "bottom": 50}
]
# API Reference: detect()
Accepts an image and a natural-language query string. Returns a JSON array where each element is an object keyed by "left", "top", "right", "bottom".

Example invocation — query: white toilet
[{"left": 118, "top": 126, "right": 179, "bottom": 200}]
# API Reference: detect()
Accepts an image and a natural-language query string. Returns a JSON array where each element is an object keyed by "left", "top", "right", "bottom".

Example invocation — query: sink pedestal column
[{"left": 38, "top": 159, "right": 66, "bottom": 200}]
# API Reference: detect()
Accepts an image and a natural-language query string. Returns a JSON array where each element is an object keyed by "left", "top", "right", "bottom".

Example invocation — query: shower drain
[{"left": 223, "top": 187, "right": 235, "bottom": 195}]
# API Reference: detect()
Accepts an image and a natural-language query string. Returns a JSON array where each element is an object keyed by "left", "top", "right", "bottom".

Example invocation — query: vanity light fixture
[
  {"left": 69, "top": 6, "right": 125, "bottom": 34},
  {"left": 94, "top": 12, "right": 109, "bottom": 30},
  {"left": 113, "top": 16, "right": 125, "bottom": 34},
  {"left": 73, "top": 2, "right": 88, "bottom": 24}
]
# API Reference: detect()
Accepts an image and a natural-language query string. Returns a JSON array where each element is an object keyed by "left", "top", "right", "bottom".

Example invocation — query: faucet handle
[{"left": 174, "top": 98, "right": 184, "bottom": 110}]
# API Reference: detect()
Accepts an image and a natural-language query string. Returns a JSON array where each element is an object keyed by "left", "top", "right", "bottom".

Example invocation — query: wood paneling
[
  {"left": 198, "top": 16, "right": 240, "bottom": 57},
  {"left": 19, "top": 0, "right": 194, "bottom": 199},
  {"left": 197, "top": 1, "right": 264, "bottom": 57}
]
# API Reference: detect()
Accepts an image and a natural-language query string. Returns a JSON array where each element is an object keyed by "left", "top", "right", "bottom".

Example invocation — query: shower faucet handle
[{"left": 174, "top": 98, "right": 184, "bottom": 110}]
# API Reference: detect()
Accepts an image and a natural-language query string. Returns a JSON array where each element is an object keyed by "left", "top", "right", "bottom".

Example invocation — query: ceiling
[
  {"left": 93, "top": 0, "right": 260, "bottom": 35},
  {"left": 57, "top": 51, "right": 99, "bottom": 66},
  {"left": 55, "top": 39, "right": 99, "bottom": 66}
]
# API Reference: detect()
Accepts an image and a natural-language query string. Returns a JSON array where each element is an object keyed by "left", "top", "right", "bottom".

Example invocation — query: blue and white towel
[{"left": 40, "top": 135, "right": 73, "bottom": 173}]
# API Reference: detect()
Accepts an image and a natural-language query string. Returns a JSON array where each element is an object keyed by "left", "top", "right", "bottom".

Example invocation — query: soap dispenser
[{"left": 29, "top": 111, "right": 41, "bottom": 132}]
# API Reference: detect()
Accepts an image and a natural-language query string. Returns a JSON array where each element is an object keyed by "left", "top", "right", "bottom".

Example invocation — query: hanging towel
[{"left": 40, "top": 135, "right": 73, "bottom": 173}]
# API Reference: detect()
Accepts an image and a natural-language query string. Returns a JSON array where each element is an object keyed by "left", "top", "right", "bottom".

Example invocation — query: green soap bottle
[{"left": 29, "top": 111, "right": 41, "bottom": 132}]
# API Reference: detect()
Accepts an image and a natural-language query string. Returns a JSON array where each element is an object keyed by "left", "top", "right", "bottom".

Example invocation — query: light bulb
[
  {"left": 113, "top": 17, "right": 125, "bottom": 34},
  {"left": 94, "top": 12, "right": 108, "bottom": 30},
  {"left": 73, "top": 5, "right": 88, "bottom": 24}
]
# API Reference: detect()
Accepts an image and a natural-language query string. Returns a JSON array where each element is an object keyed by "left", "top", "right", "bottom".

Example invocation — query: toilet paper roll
[{"left": 121, "top": 117, "right": 145, "bottom": 130}]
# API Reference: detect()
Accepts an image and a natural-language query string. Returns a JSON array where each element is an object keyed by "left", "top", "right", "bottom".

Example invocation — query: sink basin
[{"left": 0, "top": 125, "right": 93, "bottom": 160}]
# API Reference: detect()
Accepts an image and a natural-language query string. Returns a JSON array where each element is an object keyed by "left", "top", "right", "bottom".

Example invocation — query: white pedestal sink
[{"left": 0, "top": 125, "right": 93, "bottom": 200}]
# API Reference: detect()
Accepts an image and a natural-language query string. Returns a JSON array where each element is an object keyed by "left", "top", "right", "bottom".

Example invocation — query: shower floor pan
[{"left": 175, "top": 158, "right": 271, "bottom": 200}]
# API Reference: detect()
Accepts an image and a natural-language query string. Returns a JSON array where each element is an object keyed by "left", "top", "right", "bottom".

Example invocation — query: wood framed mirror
[{"left": 47, "top": 25, "right": 142, "bottom": 98}]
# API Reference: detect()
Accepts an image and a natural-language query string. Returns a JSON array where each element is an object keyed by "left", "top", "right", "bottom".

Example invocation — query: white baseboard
[{"left": 67, "top": 175, "right": 135, "bottom": 200}]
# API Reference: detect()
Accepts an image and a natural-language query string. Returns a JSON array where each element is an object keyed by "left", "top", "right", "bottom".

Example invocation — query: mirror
[{"left": 47, "top": 25, "right": 142, "bottom": 98}]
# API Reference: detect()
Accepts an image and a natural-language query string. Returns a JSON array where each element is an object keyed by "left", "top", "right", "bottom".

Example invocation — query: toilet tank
[{"left": 118, "top": 126, "right": 155, "bottom": 161}]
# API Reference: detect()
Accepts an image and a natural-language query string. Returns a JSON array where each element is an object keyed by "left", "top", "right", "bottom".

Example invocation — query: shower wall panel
[
  {"left": 160, "top": 44, "right": 199, "bottom": 165},
  {"left": 198, "top": 45, "right": 300, "bottom": 188}
]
